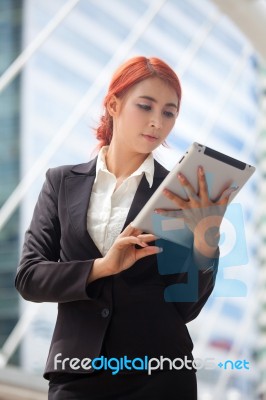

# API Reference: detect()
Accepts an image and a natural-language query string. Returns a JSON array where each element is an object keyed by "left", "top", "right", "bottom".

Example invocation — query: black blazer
[{"left": 15, "top": 158, "right": 218, "bottom": 379}]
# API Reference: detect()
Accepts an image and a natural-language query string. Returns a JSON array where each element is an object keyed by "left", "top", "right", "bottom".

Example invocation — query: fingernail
[
  {"left": 178, "top": 173, "right": 184, "bottom": 180},
  {"left": 157, "top": 247, "right": 163, "bottom": 253},
  {"left": 230, "top": 185, "right": 239, "bottom": 192},
  {"left": 199, "top": 166, "right": 204, "bottom": 175}
]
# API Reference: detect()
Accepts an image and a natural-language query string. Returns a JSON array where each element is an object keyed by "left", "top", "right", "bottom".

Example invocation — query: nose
[{"left": 149, "top": 113, "right": 162, "bottom": 129}]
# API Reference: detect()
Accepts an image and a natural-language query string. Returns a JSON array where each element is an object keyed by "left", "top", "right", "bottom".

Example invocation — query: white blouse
[{"left": 87, "top": 146, "right": 154, "bottom": 256}]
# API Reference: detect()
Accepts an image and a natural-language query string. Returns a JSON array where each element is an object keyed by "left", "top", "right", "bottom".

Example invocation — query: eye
[
  {"left": 137, "top": 103, "right": 151, "bottom": 111},
  {"left": 163, "top": 110, "right": 175, "bottom": 118}
]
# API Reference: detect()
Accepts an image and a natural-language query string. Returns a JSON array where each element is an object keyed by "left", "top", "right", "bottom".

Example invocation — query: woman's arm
[
  {"left": 15, "top": 169, "right": 96, "bottom": 303},
  {"left": 156, "top": 236, "right": 218, "bottom": 323},
  {"left": 16, "top": 169, "right": 162, "bottom": 303},
  {"left": 155, "top": 166, "right": 236, "bottom": 322}
]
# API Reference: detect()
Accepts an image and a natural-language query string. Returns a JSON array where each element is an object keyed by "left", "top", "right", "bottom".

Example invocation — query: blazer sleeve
[
  {"left": 15, "top": 168, "right": 95, "bottom": 303},
  {"left": 157, "top": 239, "right": 219, "bottom": 323},
  {"left": 176, "top": 252, "right": 218, "bottom": 323}
]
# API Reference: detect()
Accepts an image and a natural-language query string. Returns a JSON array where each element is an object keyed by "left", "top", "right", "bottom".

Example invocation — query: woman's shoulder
[
  {"left": 45, "top": 158, "right": 97, "bottom": 187},
  {"left": 47, "top": 158, "right": 97, "bottom": 178}
]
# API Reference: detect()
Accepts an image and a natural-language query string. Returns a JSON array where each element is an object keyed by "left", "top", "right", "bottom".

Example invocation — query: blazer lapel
[
  {"left": 65, "top": 157, "right": 168, "bottom": 253},
  {"left": 65, "top": 158, "right": 102, "bottom": 257},
  {"left": 123, "top": 159, "right": 168, "bottom": 230}
]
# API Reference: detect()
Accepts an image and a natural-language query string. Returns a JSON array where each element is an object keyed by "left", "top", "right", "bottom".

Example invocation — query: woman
[{"left": 16, "top": 56, "right": 233, "bottom": 399}]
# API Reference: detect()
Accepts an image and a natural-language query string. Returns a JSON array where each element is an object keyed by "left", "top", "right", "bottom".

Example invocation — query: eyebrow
[{"left": 138, "top": 95, "right": 178, "bottom": 109}]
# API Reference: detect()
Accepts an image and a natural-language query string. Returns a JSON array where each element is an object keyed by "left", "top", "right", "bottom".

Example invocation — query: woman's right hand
[{"left": 87, "top": 224, "right": 162, "bottom": 283}]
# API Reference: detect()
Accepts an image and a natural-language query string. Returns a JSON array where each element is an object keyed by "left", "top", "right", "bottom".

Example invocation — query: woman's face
[{"left": 109, "top": 77, "right": 179, "bottom": 154}]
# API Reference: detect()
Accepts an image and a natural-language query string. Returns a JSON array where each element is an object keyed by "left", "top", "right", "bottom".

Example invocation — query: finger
[
  {"left": 121, "top": 224, "right": 142, "bottom": 237},
  {"left": 217, "top": 186, "right": 239, "bottom": 205},
  {"left": 135, "top": 245, "right": 163, "bottom": 261},
  {"left": 177, "top": 173, "right": 199, "bottom": 203},
  {"left": 137, "top": 234, "right": 159, "bottom": 242},
  {"left": 116, "top": 236, "right": 149, "bottom": 249},
  {"left": 163, "top": 188, "right": 188, "bottom": 209},
  {"left": 198, "top": 166, "right": 209, "bottom": 202},
  {"left": 154, "top": 209, "right": 183, "bottom": 218}
]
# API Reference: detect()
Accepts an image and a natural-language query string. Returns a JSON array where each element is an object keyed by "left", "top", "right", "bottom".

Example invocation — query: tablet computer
[{"left": 131, "top": 142, "right": 255, "bottom": 247}]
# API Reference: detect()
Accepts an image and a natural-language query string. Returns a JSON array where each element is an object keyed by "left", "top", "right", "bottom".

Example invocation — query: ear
[{"left": 107, "top": 95, "right": 121, "bottom": 117}]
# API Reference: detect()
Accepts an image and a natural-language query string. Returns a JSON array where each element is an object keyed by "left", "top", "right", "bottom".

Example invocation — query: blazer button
[{"left": 101, "top": 308, "right": 110, "bottom": 318}]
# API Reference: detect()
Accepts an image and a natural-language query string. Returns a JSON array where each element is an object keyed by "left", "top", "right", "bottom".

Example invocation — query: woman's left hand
[{"left": 155, "top": 166, "right": 238, "bottom": 258}]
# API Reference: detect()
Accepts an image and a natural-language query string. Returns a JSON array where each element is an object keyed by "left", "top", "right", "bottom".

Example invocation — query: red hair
[{"left": 95, "top": 56, "right": 182, "bottom": 148}]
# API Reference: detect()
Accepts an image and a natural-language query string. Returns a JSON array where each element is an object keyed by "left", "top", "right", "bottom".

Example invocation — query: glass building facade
[
  {"left": 0, "top": 0, "right": 22, "bottom": 361},
  {"left": 0, "top": 0, "right": 263, "bottom": 398},
  {"left": 257, "top": 65, "right": 266, "bottom": 400}
]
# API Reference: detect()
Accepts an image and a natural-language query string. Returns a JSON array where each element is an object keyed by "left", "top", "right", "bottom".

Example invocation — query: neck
[{"left": 105, "top": 142, "right": 149, "bottom": 179}]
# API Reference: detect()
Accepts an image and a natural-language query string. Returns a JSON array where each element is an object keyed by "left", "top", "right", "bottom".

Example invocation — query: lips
[{"left": 141, "top": 134, "right": 159, "bottom": 142}]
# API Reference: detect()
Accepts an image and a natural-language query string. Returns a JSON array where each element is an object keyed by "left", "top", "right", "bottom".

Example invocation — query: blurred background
[{"left": 0, "top": 0, "right": 265, "bottom": 399}]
